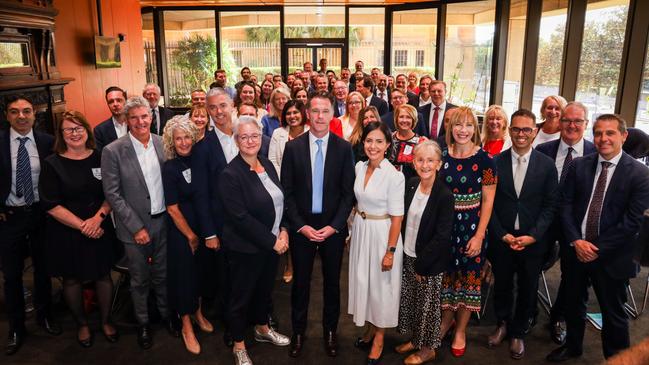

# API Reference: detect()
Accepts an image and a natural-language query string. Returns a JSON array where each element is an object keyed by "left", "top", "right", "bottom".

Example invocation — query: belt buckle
[{"left": 360, "top": 211, "right": 367, "bottom": 219}]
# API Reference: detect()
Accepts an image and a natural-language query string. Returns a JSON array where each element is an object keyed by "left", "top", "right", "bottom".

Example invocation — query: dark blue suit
[
  {"left": 93, "top": 117, "right": 119, "bottom": 151},
  {"left": 418, "top": 102, "right": 457, "bottom": 147},
  {"left": 561, "top": 151, "right": 649, "bottom": 358}
]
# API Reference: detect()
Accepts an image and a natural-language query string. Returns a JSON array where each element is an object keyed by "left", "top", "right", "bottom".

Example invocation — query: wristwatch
[{"left": 387, "top": 246, "right": 396, "bottom": 253}]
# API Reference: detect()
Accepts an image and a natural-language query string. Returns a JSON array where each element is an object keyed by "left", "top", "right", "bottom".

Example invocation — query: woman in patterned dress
[
  {"left": 439, "top": 106, "right": 497, "bottom": 357},
  {"left": 388, "top": 104, "right": 427, "bottom": 181}
]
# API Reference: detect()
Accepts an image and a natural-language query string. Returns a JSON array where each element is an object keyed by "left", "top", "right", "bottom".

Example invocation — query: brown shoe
[
  {"left": 182, "top": 330, "right": 201, "bottom": 355},
  {"left": 395, "top": 341, "right": 416, "bottom": 354},
  {"left": 509, "top": 338, "right": 524, "bottom": 360},
  {"left": 404, "top": 349, "right": 436, "bottom": 365},
  {"left": 487, "top": 323, "right": 507, "bottom": 348}
]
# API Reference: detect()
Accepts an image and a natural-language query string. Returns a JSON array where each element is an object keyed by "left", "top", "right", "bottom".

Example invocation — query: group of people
[{"left": 1, "top": 59, "right": 648, "bottom": 365}]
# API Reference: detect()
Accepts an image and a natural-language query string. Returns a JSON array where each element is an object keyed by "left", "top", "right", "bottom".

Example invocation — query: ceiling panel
[{"left": 140, "top": 0, "right": 437, "bottom": 6}]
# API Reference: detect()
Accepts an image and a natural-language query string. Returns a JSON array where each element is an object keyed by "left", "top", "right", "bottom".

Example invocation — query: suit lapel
[
  {"left": 1, "top": 131, "right": 11, "bottom": 175},
  {"left": 519, "top": 150, "right": 537, "bottom": 198},
  {"left": 602, "top": 153, "right": 630, "bottom": 208},
  {"left": 499, "top": 150, "right": 516, "bottom": 199},
  {"left": 550, "top": 140, "right": 560, "bottom": 160},
  {"left": 581, "top": 155, "right": 598, "bottom": 216},
  {"left": 303, "top": 134, "right": 313, "bottom": 193},
  {"left": 122, "top": 139, "right": 148, "bottom": 189}
]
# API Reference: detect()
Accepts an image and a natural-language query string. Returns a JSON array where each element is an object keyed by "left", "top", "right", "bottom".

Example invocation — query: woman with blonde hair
[
  {"left": 261, "top": 87, "right": 291, "bottom": 138},
  {"left": 341, "top": 91, "right": 366, "bottom": 141},
  {"left": 188, "top": 105, "right": 210, "bottom": 141},
  {"left": 533, "top": 95, "right": 567, "bottom": 147},
  {"left": 481, "top": 105, "right": 511, "bottom": 156},
  {"left": 350, "top": 106, "right": 380, "bottom": 163},
  {"left": 388, "top": 104, "right": 427, "bottom": 180}
]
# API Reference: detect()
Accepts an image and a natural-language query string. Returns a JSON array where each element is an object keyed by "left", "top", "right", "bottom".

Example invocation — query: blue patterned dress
[{"left": 440, "top": 148, "right": 497, "bottom": 312}]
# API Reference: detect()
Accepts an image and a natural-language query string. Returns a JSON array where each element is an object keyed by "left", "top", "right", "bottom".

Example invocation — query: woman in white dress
[{"left": 348, "top": 121, "right": 405, "bottom": 364}]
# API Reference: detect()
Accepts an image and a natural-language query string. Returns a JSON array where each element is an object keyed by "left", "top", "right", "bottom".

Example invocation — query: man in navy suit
[
  {"left": 536, "top": 101, "right": 597, "bottom": 345},
  {"left": 418, "top": 80, "right": 457, "bottom": 144},
  {"left": 546, "top": 114, "right": 649, "bottom": 362},
  {"left": 332, "top": 80, "right": 348, "bottom": 118},
  {"left": 143, "top": 83, "right": 175, "bottom": 135},
  {"left": 381, "top": 88, "right": 425, "bottom": 132},
  {"left": 487, "top": 109, "right": 558, "bottom": 359},
  {"left": 395, "top": 74, "right": 419, "bottom": 107},
  {"left": 94, "top": 86, "right": 128, "bottom": 151},
  {"left": 355, "top": 75, "right": 388, "bottom": 116},
  {"left": 1, "top": 96, "right": 61, "bottom": 355},
  {"left": 282, "top": 92, "right": 355, "bottom": 358}
]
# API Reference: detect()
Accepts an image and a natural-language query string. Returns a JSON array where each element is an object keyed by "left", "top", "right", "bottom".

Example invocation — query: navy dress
[{"left": 162, "top": 154, "right": 215, "bottom": 315}]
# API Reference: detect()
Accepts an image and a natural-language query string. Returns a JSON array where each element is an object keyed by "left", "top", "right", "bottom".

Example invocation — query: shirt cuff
[{"left": 205, "top": 235, "right": 217, "bottom": 240}]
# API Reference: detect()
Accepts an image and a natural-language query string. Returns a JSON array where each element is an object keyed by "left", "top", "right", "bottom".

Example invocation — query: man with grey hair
[
  {"left": 101, "top": 96, "right": 177, "bottom": 349},
  {"left": 143, "top": 83, "right": 175, "bottom": 135}
]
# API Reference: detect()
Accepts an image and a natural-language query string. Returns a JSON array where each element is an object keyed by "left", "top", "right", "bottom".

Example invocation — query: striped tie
[
  {"left": 584, "top": 161, "right": 612, "bottom": 242},
  {"left": 16, "top": 137, "right": 34, "bottom": 205},
  {"left": 560, "top": 147, "right": 574, "bottom": 183}
]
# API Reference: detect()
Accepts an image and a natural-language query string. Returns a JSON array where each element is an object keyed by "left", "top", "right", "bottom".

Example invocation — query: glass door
[{"left": 284, "top": 40, "right": 344, "bottom": 77}]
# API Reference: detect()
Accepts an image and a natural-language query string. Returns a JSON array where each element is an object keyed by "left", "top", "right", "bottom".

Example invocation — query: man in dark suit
[
  {"left": 546, "top": 114, "right": 649, "bottom": 362},
  {"left": 94, "top": 86, "right": 128, "bottom": 151},
  {"left": 373, "top": 74, "right": 391, "bottom": 108},
  {"left": 332, "top": 80, "right": 348, "bottom": 118},
  {"left": 536, "top": 101, "right": 597, "bottom": 345},
  {"left": 487, "top": 109, "right": 558, "bottom": 359},
  {"left": 281, "top": 92, "right": 355, "bottom": 358},
  {"left": 418, "top": 80, "right": 457, "bottom": 144},
  {"left": 356, "top": 75, "right": 388, "bottom": 116},
  {"left": 395, "top": 74, "right": 419, "bottom": 107},
  {"left": 143, "top": 83, "right": 175, "bottom": 135},
  {"left": 1, "top": 95, "right": 61, "bottom": 355},
  {"left": 381, "top": 88, "right": 424, "bottom": 132}
]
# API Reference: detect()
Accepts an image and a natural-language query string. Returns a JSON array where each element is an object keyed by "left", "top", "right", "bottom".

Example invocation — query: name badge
[
  {"left": 92, "top": 168, "right": 102, "bottom": 180},
  {"left": 182, "top": 168, "right": 192, "bottom": 184},
  {"left": 403, "top": 145, "right": 413, "bottom": 155}
]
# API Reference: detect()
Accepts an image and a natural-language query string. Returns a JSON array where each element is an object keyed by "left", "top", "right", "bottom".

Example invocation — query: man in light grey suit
[{"left": 101, "top": 96, "right": 174, "bottom": 349}]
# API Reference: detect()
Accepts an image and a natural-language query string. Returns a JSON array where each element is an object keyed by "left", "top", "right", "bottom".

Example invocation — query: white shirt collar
[
  {"left": 128, "top": 131, "right": 152, "bottom": 149},
  {"left": 511, "top": 147, "right": 532, "bottom": 162},
  {"left": 432, "top": 101, "right": 447, "bottom": 110},
  {"left": 559, "top": 137, "right": 584, "bottom": 155},
  {"left": 598, "top": 150, "right": 623, "bottom": 166},
  {"left": 309, "top": 131, "right": 329, "bottom": 145},
  {"left": 9, "top": 127, "right": 34, "bottom": 142}
]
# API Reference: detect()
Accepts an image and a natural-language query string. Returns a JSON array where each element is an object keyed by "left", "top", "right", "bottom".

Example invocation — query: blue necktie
[
  {"left": 16, "top": 137, "right": 34, "bottom": 205},
  {"left": 312, "top": 139, "right": 324, "bottom": 214}
]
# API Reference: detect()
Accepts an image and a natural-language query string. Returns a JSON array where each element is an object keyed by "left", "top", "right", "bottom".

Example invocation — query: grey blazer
[{"left": 101, "top": 134, "right": 166, "bottom": 243}]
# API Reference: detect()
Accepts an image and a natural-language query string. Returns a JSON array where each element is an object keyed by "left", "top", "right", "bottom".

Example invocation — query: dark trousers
[
  {"left": 290, "top": 225, "right": 345, "bottom": 335},
  {"left": 550, "top": 243, "right": 569, "bottom": 322},
  {"left": 227, "top": 250, "right": 278, "bottom": 342},
  {"left": 491, "top": 243, "right": 544, "bottom": 339},
  {"left": 565, "top": 253, "right": 629, "bottom": 359},
  {"left": 0, "top": 205, "right": 52, "bottom": 333}
]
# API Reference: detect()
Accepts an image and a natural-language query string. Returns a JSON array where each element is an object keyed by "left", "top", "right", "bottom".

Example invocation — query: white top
[
  {"left": 6, "top": 128, "right": 40, "bottom": 206},
  {"left": 511, "top": 148, "right": 532, "bottom": 230},
  {"left": 555, "top": 138, "right": 585, "bottom": 180},
  {"left": 419, "top": 96, "right": 432, "bottom": 107},
  {"left": 375, "top": 89, "right": 389, "bottom": 104},
  {"left": 268, "top": 125, "right": 309, "bottom": 177},
  {"left": 213, "top": 124, "right": 239, "bottom": 163},
  {"left": 580, "top": 151, "right": 622, "bottom": 240},
  {"left": 340, "top": 115, "right": 354, "bottom": 141},
  {"left": 128, "top": 132, "right": 165, "bottom": 214},
  {"left": 428, "top": 101, "right": 448, "bottom": 137},
  {"left": 309, "top": 131, "right": 329, "bottom": 175},
  {"left": 532, "top": 129, "right": 560, "bottom": 147},
  {"left": 112, "top": 117, "right": 127, "bottom": 139},
  {"left": 403, "top": 184, "right": 429, "bottom": 257},
  {"left": 257, "top": 171, "right": 284, "bottom": 237}
]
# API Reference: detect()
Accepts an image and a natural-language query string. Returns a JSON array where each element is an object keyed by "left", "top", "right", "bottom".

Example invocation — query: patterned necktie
[
  {"left": 379, "top": 91, "right": 384, "bottom": 100},
  {"left": 430, "top": 106, "right": 440, "bottom": 139},
  {"left": 312, "top": 139, "right": 324, "bottom": 214},
  {"left": 560, "top": 146, "right": 574, "bottom": 182},
  {"left": 513, "top": 155, "right": 525, "bottom": 230},
  {"left": 150, "top": 108, "right": 158, "bottom": 134},
  {"left": 16, "top": 137, "right": 34, "bottom": 205},
  {"left": 585, "top": 161, "right": 612, "bottom": 242}
]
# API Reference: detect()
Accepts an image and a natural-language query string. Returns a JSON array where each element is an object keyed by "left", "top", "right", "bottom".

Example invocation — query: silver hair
[
  {"left": 206, "top": 87, "right": 232, "bottom": 103},
  {"left": 413, "top": 140, "right": 443, "bottom": 161},
  {"left": 564, "top": 101, "right": 590, "bottom": 120},
  {"left": 233, "top": 116, "right": 262, "bottom": 139},
  {"left": 143, "top": 83, "right": 161, "bottom": 94},
  {"left": 124, "top": 96, "right": 151, "bottom": 117},
  {"left": 162, "top": 115, "right": 198, "bottom": 159}
]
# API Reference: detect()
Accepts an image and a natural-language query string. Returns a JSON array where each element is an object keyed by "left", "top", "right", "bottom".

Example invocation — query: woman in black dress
[
  {"left": 162, "top": 116, "right": 218, "bottom": 355},
  {"left": 39, "top": 111, "right": 118, "bottom": 347}
]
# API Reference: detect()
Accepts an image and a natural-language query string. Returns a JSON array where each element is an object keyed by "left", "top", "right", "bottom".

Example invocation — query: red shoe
[{"left": 451, "top": 345, "right": 465, "bottom": 357}]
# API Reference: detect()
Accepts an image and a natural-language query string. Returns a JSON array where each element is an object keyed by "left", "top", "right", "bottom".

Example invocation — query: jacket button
[{"left": 146, "top": 196, "right": 150, "bottom": 200}]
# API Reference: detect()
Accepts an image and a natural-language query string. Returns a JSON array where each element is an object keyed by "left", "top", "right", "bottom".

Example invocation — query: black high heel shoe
[
  {"left": 102, "top": 325, "right": 119, "bottom": 343},
  {"left": 354, "top": 337, "right": 373, "bottom": 351},
  {"left": 77, "top": 327, "right": 94, "bottom": 348},
  {"left": 366, "top": 352, "right": 383, "bottom": 365}
]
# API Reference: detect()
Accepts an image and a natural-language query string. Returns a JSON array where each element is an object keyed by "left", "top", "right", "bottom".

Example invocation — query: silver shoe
[
  {"left": 254, "top": 327, "right": 291, "bottom": 346},
  {"left": 233, "top": 349, "right": 253, "bottom": 365}
]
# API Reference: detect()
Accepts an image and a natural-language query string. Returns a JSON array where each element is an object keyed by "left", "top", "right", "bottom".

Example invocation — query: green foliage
[{"left": 171, "top": 34, "right": 218, "bottom": 92}]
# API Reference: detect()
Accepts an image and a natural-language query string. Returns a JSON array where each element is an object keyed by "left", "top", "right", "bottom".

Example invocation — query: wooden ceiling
[{"left": 140, "top": 0, "right": 438, "bottom": 6}]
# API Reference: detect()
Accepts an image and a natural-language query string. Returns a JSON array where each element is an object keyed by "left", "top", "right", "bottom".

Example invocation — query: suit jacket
[
  {"left": 560, "top": 152, "right": 649, "bottom": 279},
  {"left": 535, "top": 138, "right": 597, "bottom": 164},
  {"left": 381, "top": 111, "right": 425, "bottom": 133},
  {"left": 101, "top": 134, "right": 166, "bottom": 243},
  {"left": 368, "top": 95, "right": 389, "bottom": 116},
  {"left": 281, "top": 132, "right": 355, "bottom": 233},
  {"left": 193, "top": 129, "right": 228, "bottom": 236},
  {"left": 218, "top": 154, "right": 285, "bottom": 254},
  {"left": 373, "top": 89, "right": 391, "bottom": 109},
  {"left": 402, "top": 176, "right": 454, "bottom": 276},
  {"left": 333, "top": 99, "right": 346, "bottom": 118},
  {"left": 94, "top": 117, "right": 119, "bottom": 151},
  {"left": 152, "top": 106, "right": 175, "bottom": 135},
  {"left": 0, "top": 129, "right": 54, "bottom": 210},
  {"left": 406, "top": 90, "right": 419, "bottom": 108},
  {"left": 488, "top": 149, "right": 559, "bottom": 258},
  {"left": 418, "top": 102, "right": 457, "bottom": 142}
]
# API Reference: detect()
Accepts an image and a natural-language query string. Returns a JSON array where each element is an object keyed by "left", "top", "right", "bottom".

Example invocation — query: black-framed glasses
[
  {"left": 510, "top": 127, "right": 535, "bottom": 135},
  {"left": 62, "top": 126, "right": 86, "bottom": 135}
]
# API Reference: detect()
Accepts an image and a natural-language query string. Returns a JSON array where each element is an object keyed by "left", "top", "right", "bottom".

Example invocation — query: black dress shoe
[
  {"left": 324, "top": 330, "right": 338, "bottom": 357},
  {"left": 354, "top": 337, "right": 372, "bottom": 351},
  {"left": 546, "top": 345, "right": 582, "bottom": 362},
  {"left": 5, "top": 331, "right": 24, "bottom": 356},
  {"left": 289, "top": 334, "right": 304, "bottom": 358},
  {"left": 223, "top": 331, "right": 234, "bottom": 348},
  {"left": 165, "top": 318, "right": 181, "bottom": 338},
  {"left": 367, "top": 352, "right": 383, "bottom": 365},
  {"left": 137, "top": 325, "right": 153, "bottom": 350},
  {"left": 37, "top": 317, "right": 62, "bottom": 336},
  {"left": 550, "top": 321, "right": 567, "bottom": 345}
]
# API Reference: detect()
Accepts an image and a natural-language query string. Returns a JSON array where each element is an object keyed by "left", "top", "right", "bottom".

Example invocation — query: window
[
  {"left": 416, "top": 50, "right": 425, "bottom": 67},
  {"left": 443, "top": 1, "right": 496, "bottom": 114},
  {"left": 635, "top": 35, "right": 649, "bottom": 134},
  {"left": 575, "top": 0, "right": 629, "bottom": 121},
  {"left": 142, "top": 12, "right": 157, "bottom": 86},
  {"left": 392, "top": 7, "right": 437, "bottom": 76},
  {"left": 502, "top": 0, "right": 527, "bottom": 116},
  {"left": 220, "top": 11, "right": 281, "bottom": 84},
  {"left": 284, "top": 7, "right": 344, "bottom": 38},
  {"left": 349, "top": 8, "right": 385, "bottom": 72},
  {"left": 394, "top": 50, "right": 407, "bottom": 67},
  {"left": 163, "top": 10, "right": 217, "bottom": 107}
]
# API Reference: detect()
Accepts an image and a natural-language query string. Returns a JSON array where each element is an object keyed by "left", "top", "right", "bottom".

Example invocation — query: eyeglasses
[
  {"left": 560, "top": 118, "right": 586, "bottom": 126},
  {"left": 510, "top": 127, "right": 535, "bottom": 135},
  {"left": 238, "top": 134, "right": 261, "bottom": 143},
  {"left": 62, "top": 126, "right": 86, "bottom": 135}
]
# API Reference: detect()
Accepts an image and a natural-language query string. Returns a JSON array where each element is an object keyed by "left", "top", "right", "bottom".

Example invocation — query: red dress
[{"left": 483, "top": 139, "right": 505, "bottom": 156}]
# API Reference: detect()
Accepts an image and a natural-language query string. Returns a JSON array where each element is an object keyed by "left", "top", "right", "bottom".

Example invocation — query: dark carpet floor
[{"left": 2, "top": 249, "right": 649, "bottom": 365}]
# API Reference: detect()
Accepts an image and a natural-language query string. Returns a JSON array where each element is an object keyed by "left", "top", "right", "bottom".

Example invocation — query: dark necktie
[
  {"left": 560, "top": 146, "right": 574, "bottom": 182},
  {"left": 150, "top": 108, "right": 158, "bottom": 134},
  {"left": 585, "top": 161, "right": 612, "bottom": 242},
  {"left": 430, "top": 106, "right": 440, "bottom": 139},
  {"left": 16, "top": 137, "right": 34, "bottom": 205}
]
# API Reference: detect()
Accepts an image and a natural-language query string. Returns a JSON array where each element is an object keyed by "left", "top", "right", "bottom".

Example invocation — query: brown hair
[
  {"left": 54, "top": 111, "right": 95, "bottom": 153},
  {"left": 594, "top": 113, "right": 627, "bottom": 134},
  {"left": 394, "top": 104, "right": 419, "bottom": 131},
  {"left": 445, "top": 106, "right": 481, "bottom": 148}
]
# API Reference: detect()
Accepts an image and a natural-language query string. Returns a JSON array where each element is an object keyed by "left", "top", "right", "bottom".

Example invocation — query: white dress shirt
[
  {"left": 375, "top": 89, "right": 389, "bottom": 104},
  {"left": 6, "top": 128, "right": 40, "bottom": 206},
  {"left": 429, "top": 101, "right": 448, "bottom": 137},
  {"left": 214, "top": 124, "right": 239, "bottom": 163},
  {"left": 112, "top": 116, "right": 127, "bottom": 139},
  {"left": 511, "top": 148, "right": 532, "bottom": 230},
  {"left": 129, "top": 132, "right": 165, "bottom": 214},
  {"left": 580, "top": 151, "right": 622, "bottom": 239},
  {"left": 555, "top": 138, "right": 585, "bottom": 180},
  {"left": 403, "top": 185, "right": 428, "bottom": 257},
  {"left": 419, "top": 96, "right": 432, "bottom": 107},
  {"left": 309, "top": 131, "right": 329, "bottom": 175}
]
